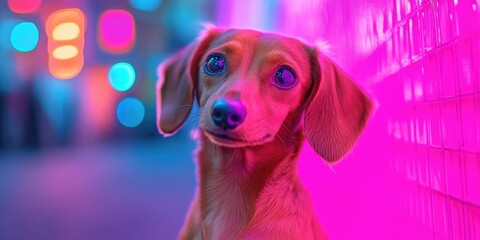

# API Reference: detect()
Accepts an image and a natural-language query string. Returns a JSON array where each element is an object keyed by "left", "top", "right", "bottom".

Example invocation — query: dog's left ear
[
  {"left": 304, "top": 48, "right": 373, "bottom": 163},
  {"left": 156, "top": 28, "right": 220, "bottom": 136}
]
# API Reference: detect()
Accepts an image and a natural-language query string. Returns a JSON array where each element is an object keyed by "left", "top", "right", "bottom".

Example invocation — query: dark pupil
[
  {"left": 207, "top": 56, "right": 224, "bottom": 72},
  {"left": 277, "top": 68, "right": 293, "bottom": 85}
]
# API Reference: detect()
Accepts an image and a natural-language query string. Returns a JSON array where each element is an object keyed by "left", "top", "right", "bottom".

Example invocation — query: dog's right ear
[{"left": 156, "top": 27, "right": 220, "bottom": 136}]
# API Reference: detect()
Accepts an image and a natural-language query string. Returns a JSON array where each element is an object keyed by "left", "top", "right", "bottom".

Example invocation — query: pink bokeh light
[
  {"left": 98, "top": 9, "right": 135, "bottom": 53},
  {"left": 7, "top": 0, "right": 42, "bottom": 14}
]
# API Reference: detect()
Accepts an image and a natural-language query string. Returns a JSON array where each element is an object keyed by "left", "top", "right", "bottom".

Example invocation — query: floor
[{"left": 0, "top": 132, "right": 197, "bottom": 240}]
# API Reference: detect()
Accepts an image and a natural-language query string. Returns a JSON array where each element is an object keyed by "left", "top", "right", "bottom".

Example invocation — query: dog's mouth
[
  {"left": 204, "top": 130, "right": 271, "bottom": 146},
  {"left": 206, "top": 131, "right": 242, "bottom": 141}
]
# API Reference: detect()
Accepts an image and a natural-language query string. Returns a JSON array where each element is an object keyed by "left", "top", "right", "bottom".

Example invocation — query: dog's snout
[{"left": 211, "top": 99, "right": 246, "bottom": 130}]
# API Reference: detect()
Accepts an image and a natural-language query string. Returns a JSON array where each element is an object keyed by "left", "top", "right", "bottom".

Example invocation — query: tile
[
  {"left": 444, "top": 150, "right": 464, "bottom": 199},
  {"left": 429, "top": 147, "right": 446, "bottom": 192},
  {"left": 407, "top": 144, "right": 418, "bottom": 181},
  {"left": 464, "top": 152, "right": 480, "bottom": 206},
  {"left": 422, "top": 3, "right": 437, "bottom": 52},
  {"left": 400, "top": 23, "right": 411, "bottom": 65},
  {"left": 424, "top": 52, "right": 442, "bottom": 100},
  {"left": 411, "top": 118, "right": 417, "bottom": 144},
  {"left": 417, "top": 145, "right": 430, "bottom": 186},
  {"left": 412, "top": 60, "right": 425, "bottom": 101},
  {"left": 409, "top": 13, "right": 424, "bottom": 59},
  {"left": 410, "top": 186, "right": 424, "bottom": 236},
  {"left": 466, "top": 205, "right": 480, "bottom": 240},
  {"left": 386, "top": 37, "right": 396, "bottom": 69},
  {"left": 434, "top": 0, "right": 453, "bottom": 44},
  {"left": 449, "top": 199, "right": 466, "bottom": 240},
  {"left": 402, "top": 117, "right": 412, "bottom": 142},
  {"left": 456, "top": 37, "right": 476, "bottom": 95},
  {"left": 419, "top": 188, "right": 434, "bottom": 239},
  {"left": 393, "top": 28, "right": 402, "bottom": 65},
  {"left": 416, "top": 102, "right": 428, "bottom": 145},
  {"left": 440, "top": 45, "right": 457, "bottom": 98},
  {"left": 396, "top": 142, "right": 407, "bottom": 176},
  {"left": 474, "top": 30, "right": 480, "bottom": 93},
  {"left": 432, "top": 193, "right": 451, "bottom": 239},
  {"left": 427, "top": 101, "right": 442, "bottom": 147},
  {"left": 442, "top": 99, "right": 461, "bottom": 149},
  {"left": 459, "top": 96, "right": 480, "bottom": 152},
  {"left": 452, "top": 0, "right": 480, "bottom": 35},
  {"left": 404, "top": 72, "right": 414, "bottom": 102}
]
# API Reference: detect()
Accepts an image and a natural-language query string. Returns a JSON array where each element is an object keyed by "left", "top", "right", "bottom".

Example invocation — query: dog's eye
[
  {"left": 273, "top": 67, "right": 297, "bottom": 89},
  {"left": 204, "top": 54, "right": 225, "bottom": 74}
]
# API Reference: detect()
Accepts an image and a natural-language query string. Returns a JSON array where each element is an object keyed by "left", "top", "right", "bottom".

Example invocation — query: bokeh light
[
  {"left": 10, "top": 22, "right": 39, "bottom": 52},
  {"left": 99, "top": 10, "right": 136, "bottom": 53},
  {"left": 7, "top": 0, "right": 42, "bottom": 14},
  {"left": 129, "top": 0, "right": 162, "bottom": 12},
  {"left": 82, "top": 66, "right": 119, "bottom": 135},
  {"left": 46, "top": 8, "right": 86, "bottom": 80},
  {"left": 108, "top": 62, "right": 136, "bottom": 91},
  {"left": 52, "top": 45, "right": 78, "bottom": 60},
  {"left": 52, "top": 22, "right": 80, "bottom": 41},
  {"left": 116, "top": 97, "right": 145, "bottom": 128}
]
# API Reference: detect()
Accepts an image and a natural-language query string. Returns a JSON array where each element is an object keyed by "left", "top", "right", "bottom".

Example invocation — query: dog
[{"left": 156, "top": 26, "right": 373, "bottom": 240}]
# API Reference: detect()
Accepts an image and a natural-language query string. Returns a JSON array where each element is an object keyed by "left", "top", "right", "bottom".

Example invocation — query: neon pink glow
[
  {"left": 7, "top": 0, "right": 42, "bottom": 14},
  {"left": 266, "top": 0, "right": 480, "bottom": 239},
  {"left": 98, "top": 9, "right": 135, "bottom": 53}
]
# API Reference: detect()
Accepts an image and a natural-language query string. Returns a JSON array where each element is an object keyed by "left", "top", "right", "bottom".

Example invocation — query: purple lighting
[{"left": 0, "top": 0, "right": 479, "bottom": 239}]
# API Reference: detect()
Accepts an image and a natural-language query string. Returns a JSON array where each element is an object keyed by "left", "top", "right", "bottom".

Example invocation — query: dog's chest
[
  {"left": 201, "top": 177, "right": 253, "bottom": 239},
  {"left": 199, "top": 176, "right": 320, "bottom": 239}
]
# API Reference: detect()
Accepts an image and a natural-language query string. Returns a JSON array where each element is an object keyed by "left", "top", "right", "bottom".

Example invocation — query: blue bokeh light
[
  {"left": 129, "top": 0, "right": 162, "bottom": 11},
  {"left": 10, "top": 22, "right": 39, "bottom": 52},
  {"left": 108, "top": 62, "right": 136, "bottom": 92},
  {"left": 116, "top": 97, "right": 145, "bottom": 128}
]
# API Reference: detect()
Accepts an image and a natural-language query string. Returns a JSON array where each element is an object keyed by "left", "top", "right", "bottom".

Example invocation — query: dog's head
[{"left": 157, "top": 27, "right": 372, "bottom": 163}]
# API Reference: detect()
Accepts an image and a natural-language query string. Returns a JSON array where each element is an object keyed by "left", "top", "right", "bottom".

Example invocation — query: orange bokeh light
[{"left": 46, "top": 8, "right": 86, "bottom": 79}]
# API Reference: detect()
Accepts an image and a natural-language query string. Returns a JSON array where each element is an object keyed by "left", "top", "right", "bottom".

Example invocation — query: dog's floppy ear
[
  {"left": 156, "top": 28, "right": 220, "bottom": 136},
  {"left": 304, "top": 48, "right": 372, "bottom": 163}
]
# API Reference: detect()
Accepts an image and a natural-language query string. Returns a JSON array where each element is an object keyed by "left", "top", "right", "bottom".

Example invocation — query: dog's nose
[{"left": 211, "top": 99, "right": 246, "bottom": 130}]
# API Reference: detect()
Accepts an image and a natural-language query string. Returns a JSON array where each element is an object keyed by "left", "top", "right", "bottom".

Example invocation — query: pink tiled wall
[{"left": 276, "top": 0, "right": 480, "bottom": 239}]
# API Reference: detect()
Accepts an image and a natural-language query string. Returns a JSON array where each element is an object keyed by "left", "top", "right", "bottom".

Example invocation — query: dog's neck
[{"left": 195, "top": 127, "right": 305, "bottom": 238}]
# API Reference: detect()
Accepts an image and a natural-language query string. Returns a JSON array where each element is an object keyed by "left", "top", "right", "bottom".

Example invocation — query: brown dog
[{"left": 157, "top": 26, "right": 372, "bottom": 240}]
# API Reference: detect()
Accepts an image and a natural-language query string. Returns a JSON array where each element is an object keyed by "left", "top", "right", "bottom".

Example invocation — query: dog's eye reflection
[
  {"left": 204, "top": 53, "right": 225, "bottom": 74},
  {"left": 273, "top": 66, "right": 297, "bottom": 89}
]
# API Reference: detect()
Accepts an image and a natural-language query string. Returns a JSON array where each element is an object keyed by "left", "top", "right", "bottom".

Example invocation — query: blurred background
[{"left": 0, "top": 0, "right": 479, "bottom": 239}]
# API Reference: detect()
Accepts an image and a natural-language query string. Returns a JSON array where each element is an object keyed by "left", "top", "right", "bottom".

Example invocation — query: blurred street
[{"left": 0, "top": 131, "right": 196, "bottom": 240}]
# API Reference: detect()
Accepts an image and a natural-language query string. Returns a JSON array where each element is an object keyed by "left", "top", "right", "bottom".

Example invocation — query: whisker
[
  {"left": 226, "top": 148, "right": 237, "bottom": 168},
  {"left": 280, "top": 122, "right": 293, "bottom": 135},
  {"left": 258, "top": 120, "right": 289, "bottom": 152}
]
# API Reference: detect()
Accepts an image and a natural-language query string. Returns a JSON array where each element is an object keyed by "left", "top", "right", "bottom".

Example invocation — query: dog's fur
[{"left": 156, "top": 27, "right": 373, "bottom": 240}]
